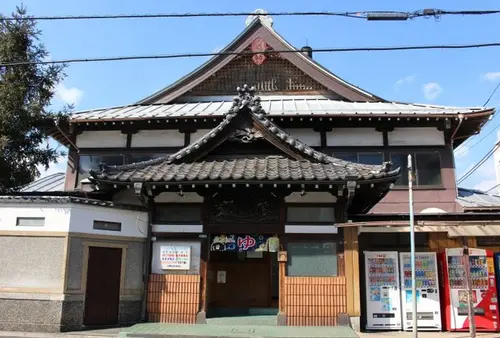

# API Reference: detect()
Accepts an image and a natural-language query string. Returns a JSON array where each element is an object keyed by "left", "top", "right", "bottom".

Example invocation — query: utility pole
[
  {"left": 408, "top": 155, "right": 418, "bottom": 337},
  {"left": 462, "top": 237, "right": 476, "bottom": 338}
]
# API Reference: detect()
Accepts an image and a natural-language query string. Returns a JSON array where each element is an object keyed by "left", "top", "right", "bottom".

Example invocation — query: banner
[{"left": 210, "top": 234, "right": 279, "bottom": 252}]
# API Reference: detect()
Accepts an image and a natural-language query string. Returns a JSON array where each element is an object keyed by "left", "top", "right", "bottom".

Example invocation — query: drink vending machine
[
  {"left": 438, "top": 248, "right": 500, "bottom": 332},
  {"left": 364, "top": 251, "right": 401, "bottom": 330},
  {"left": 399, "top": 252, "right": 442, "bottom": 331}
]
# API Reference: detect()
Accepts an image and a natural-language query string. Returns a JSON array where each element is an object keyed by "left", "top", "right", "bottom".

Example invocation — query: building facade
[{"left": 0, "top": 13, "right": 497, "bottom": 332}]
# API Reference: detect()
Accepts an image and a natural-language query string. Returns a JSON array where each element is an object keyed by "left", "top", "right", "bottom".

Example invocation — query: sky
[{"left": 3, "top": 0, "right": 500, "bottom": 192}]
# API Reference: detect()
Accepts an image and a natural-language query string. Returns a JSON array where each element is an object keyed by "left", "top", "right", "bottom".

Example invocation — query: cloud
[
  {"left": 55, "top": 83, "right": 84, "bottom": 106},
  {"left": 422, "top": 82, "right": 443, "bottom": 101},
  {"left": 483, "top": 72, "right": 500, "bottom": 82},
  {"left": 393, "top": 75, "right": 415, "bottom": 91},
  {"left": 36, "top": 155, "right": 67, "bottom": 178},
  {"left": 474, "top": 179, "right": 497, "bottom": 192},
  {"left": 454, "top": 143, "right": 469, "bottom": 158}
]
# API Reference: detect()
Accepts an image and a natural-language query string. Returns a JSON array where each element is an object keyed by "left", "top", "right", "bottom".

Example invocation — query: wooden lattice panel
[
  {"left": 189, "top": 52, "right": 332, "bottom": 95},
  {"left": 147, "top": 274, "right": 200, "bottom": 324},
  {"left": 284, "top": 276, "right": 347, "bottom": 326}
]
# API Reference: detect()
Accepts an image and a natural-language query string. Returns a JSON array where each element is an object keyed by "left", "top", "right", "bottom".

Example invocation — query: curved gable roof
[{"left": 137, "top": 16, "right": 384, "bottom": 104}]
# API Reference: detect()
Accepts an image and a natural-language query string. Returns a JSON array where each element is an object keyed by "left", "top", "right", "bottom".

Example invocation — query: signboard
[
  {"left": 210, "top": 234, "right": 279, "bottom": 252},
  {"left": 160, "top": 245, "right": 191, "bottom": 270}
]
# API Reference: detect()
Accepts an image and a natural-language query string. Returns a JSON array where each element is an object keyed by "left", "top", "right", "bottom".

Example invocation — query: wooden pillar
[
  {"left": 278, "top": 251, "right": 288, "bottom": 314},
  {"left": 344, "top": 226, "right": 360, "bottom": 316}
]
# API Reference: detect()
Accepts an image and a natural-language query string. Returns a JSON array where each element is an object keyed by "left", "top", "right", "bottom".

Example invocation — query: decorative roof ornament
[
  {"left": 245, "top": 9, "right": 273, "bottom": 28},
  {"left": 229, "top": 84, "right": 264, "bottom": 116}
]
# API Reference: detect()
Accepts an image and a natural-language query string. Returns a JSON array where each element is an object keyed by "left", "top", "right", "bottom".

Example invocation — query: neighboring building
[{"left": 0, "top": 12, "right": 498, "bottom": 332}]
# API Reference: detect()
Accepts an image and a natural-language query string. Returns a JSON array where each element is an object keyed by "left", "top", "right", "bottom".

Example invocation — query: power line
[
  {"left": 0, "top": 9, "right": 499, "bottom": 22},
  {"left": 484, "top": 81, "right": 500, "bottom": 106},
  {"left": 486, "top": 182, "right": 500, "bottom": 193},
  {"left": 457, "top": 141, "right": 500, "bottom": 184},
  {"left": 457, "top": 84, "right": 500, "bottom": 151},
  {"left": 2, "top": 42, "right": 500, "bottom": 67},
  {"left": 455, "top": 109, "right": 500, "bottom": 156}
]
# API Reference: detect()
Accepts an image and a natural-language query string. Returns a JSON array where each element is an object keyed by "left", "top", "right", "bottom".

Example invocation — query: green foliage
[{"left": 0, "top": 6, "right": 69, "bottom": 192}]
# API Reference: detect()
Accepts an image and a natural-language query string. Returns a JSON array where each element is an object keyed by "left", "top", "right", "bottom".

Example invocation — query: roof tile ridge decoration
[{"left": 92, "top": 85, "right": 398, "bottom": 178}]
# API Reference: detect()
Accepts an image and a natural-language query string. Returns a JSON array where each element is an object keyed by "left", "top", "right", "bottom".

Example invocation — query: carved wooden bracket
[{"left": 278, "top": 251, "right": 288, "bottom": 263}]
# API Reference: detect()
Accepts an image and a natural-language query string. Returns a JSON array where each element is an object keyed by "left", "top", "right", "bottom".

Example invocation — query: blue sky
[{"left": 3, "top": 0, "right": 500, "bottom": 191}]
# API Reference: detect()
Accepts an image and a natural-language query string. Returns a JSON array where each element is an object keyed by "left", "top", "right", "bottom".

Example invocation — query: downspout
[
  {"left": 139, "top": 188, "right": 154, "bottom": 322},
  {"left": 451, "top": 115, "right": 464, "bottom": 207}
]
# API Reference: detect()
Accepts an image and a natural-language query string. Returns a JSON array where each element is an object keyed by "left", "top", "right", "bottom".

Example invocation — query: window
[
  {"left": 287, "top": 241, "right": 338, "bottom": 276},
  {"left": 154, "top": 204, "right": 202, "bottom": 224},
  {"left": 78, "top": 155, "right": 124, "bottom": 182},
  {"left": 93, "top": 220, "right": 122, "bottom": 232},
  {"left": 390, "top": 152, "right": 442, "bottom": 186},
  {"left": 334, "top": 152, "right": 384, "bottom": 165},
  {"left": 16, "top": 217, "right": 45, "bottom": 226},
  {"left": 286, "top": 206, "right": 335, "bottom": 224},
  {"left": 129, "top": 153, "right": 168, "bottom": 163}
]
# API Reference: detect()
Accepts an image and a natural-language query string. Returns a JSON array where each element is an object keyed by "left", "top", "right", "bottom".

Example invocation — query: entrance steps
[{"left": 207, "top": 315, "right": 277, "bottom": 326}]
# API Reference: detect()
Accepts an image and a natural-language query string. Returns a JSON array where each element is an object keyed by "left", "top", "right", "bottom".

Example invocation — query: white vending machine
[
  {"left": 364, "top": 251, "right": 402, "bottom": 330},
  {"left": 399, "top": 252, "right": 442, "bottom": 331}
]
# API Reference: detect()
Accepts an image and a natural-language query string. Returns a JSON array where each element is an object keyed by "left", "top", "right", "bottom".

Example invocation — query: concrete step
[{"left": 207, "top": 315, "right": 277, "bottom": 326}]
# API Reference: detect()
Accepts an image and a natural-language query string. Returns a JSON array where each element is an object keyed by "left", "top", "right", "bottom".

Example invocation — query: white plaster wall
[
  {"left": 69, "top": 204, "right": 148, "bottom": 238},
  {"left": 282, "top": 128, "right": 321, "bottom": 147},
  {"left": 326, "top": 128, "right": 383, "bottom": 146},
  {"left": 388, "top": 127, "right": 444, "bottom": 146},
  {"left": 76, "top": 130, "right": 127, "bottom": 148},
  {"left": 190, "top": 129, "right": 212, "bottom": 144},
  {"left": 0, "top": 204, "right": 71, "bottom": 232},
  {"left": 131, "top": 130, "right": 185, "bottom": 147},
  {"left": 151, "top": 240, "right": 201, "bottom": 274}
]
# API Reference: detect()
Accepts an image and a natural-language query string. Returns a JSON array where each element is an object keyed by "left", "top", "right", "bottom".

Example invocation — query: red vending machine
[{"left": 438, "top": 248, "right": 500, "bottom": 331}]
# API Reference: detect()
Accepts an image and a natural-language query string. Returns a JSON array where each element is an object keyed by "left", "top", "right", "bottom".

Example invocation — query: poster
[
  {"left": 160, "top": 245, "right": 191, "bottom": 270},
  {"left": 211, "top": 234, "right": 280, "bottom": 252},
  {"left": 370, "top": 287, "right": 381, "bottom": 301}
]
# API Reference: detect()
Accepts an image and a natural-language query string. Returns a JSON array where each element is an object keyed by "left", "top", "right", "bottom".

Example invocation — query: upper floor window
[
  {"left": 129, "top": 153, "right": 168, "bottom": 163},
  {"left": 78, "top": 155, "right": 124, "bottom": 182},
  {"left": 154, "top": 204, "right": 202, "bottom": 224},
  {"left": 16, "top": 217, "right": 45, "bottom": 227},
  {"left": 334, "top": 152, "right": 384, "bottom": 165},
  {"left": 286, "top": 206, "right": 335, "bottom": 224},
  {"left": 390, "top": 152, "right": 442, "bottom": 186}
]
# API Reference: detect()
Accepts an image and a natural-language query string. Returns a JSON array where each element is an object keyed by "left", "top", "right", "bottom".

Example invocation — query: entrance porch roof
[{"left": 90, "top": 86, "right": 399, "bottom": 187}]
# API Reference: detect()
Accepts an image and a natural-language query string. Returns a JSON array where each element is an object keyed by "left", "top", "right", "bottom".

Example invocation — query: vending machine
[
  {"left": 438, "top": 248, "right": 500, "bottom": 332},
  {"left": 364, "top": 251, "right": 401, "bottom": 330},
  {"left": 399, "top": 252, "right": 441, "bottom": 331}
]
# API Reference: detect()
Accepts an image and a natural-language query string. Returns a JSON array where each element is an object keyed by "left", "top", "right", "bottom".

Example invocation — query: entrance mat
[{"left": 120, "top": 323, "right": 359, "bottom": 338}]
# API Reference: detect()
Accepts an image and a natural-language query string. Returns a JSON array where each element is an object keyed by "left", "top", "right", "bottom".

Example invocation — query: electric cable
[
  {"left": 1, "top": 9, "right": 500, "bottom": 21},
  {"left": 2, "top": 42, "right": 500, "bottom": 67}
]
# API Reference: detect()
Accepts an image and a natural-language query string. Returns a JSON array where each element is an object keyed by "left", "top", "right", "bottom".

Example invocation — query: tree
[{"left": 0, "top": 7, "right": 69, "bottom": 192}]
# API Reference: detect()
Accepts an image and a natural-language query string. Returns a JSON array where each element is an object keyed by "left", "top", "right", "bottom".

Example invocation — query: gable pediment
[{"left": 139, "top": 18, "right": 382, "bottom": 104}]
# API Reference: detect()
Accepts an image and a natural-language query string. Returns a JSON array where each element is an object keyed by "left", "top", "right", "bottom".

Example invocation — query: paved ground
[
  {"left": 357, "top": 332, "right": 500, "bottom": 338},
  {"left": 120, "top": 323, "right": 358, "bottom": 337},
  {"left": 1, "top": 327, "right": 499, "bottom": 338}
]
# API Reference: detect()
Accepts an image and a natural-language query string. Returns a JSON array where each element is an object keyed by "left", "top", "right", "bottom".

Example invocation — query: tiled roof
[
  {"left": 19, "top": 172, "right": 65, "bottom": 192},
  {"left": 70, "top": 99, "right": 488, "bottom": 122},
  {"left": 92, "top": 86, "right": 399, "bottom": 185},
  {"left": 92, "top": 155, "right": 397, "bottom": 183},
  {"left": 457, "top": 187, "right": 500, "bottom": 209}
]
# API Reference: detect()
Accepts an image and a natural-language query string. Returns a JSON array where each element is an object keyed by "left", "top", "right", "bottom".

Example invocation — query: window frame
[
  {"left": 16, "top": 217, "right": 45, "bottom": 227},
  {"left": 333, "top": 152, "right": 385, "bottom": 165},
  {"left": 285, "top": 205, "right": 335, "bottom": 225},
  {"left": 93, "top": 220, "right": 122, "bottom": 232},
  {"left": 154, "top": 203, "right": 203, "bottom": 225},
  {"left": 285, "top": 238, "right": 341, "bottom": 277},
  {"left": 390, "top": 151, "right": 443, "bottom": 188}
]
